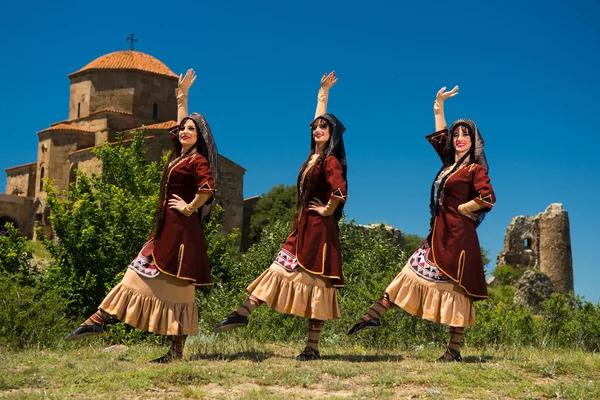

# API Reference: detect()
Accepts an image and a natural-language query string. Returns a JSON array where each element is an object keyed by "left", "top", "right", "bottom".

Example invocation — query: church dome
[{"left": 70, "top": 50, "right": 177, "bottom": 78}]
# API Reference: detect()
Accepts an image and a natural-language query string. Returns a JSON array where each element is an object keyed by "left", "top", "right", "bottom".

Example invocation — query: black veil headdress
[
  {"left": 296, "top": 113, "right": 347, "bottom": 222},
  {"left": 155, "top": 113, "right": 219, "bottom": 238},
  {"left": 429, "top": 118, "right": 489, "bottom": 229}
]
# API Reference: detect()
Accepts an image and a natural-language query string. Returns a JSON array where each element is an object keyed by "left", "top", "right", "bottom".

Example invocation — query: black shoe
[
  {"left": 212, "top": 313, "right": 248, "bottom": 333},
  {"left": 347, "top": 318, "right": 381, "bottom": 335},
  {"left": 296, "top": 347, "right": 321, "bottom": 361},
  {"left": 64, "top": 323, "right": 104, "bottom": 341},
  {"left": 435, "top": 349, "right": 462, "bottom": 363}
]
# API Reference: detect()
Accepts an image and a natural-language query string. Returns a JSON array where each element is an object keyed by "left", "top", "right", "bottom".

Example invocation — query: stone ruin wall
[{"left": 496, "top": 203, "right": 574, "bottom": 293}]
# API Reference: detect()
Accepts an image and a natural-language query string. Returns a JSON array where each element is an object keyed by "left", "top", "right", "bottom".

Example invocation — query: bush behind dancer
[
  {"left": 348, "top": 86, "right": 495, "bottom": 362},
  {"left": 64, "top": 69, "right": 219, "bottom": 363},
  {"left": 212, "top": 71, "right": 348, "bottom": 361}
]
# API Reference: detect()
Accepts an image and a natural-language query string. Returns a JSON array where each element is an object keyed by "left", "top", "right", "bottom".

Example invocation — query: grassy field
[
  {"left": 25, "top": 240, "right": 53, "bottom": 262},
  {"left": 1, "top": 337, "right": 599, "bottom": 399}
]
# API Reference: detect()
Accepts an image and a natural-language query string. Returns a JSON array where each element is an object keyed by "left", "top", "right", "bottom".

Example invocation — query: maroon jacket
[
  {"left": 426, "top": 129, "right": 496, "bottom": 299},
  {"left": 153, "top": 153, "right": 215, "bottom": 286},
  {"left": 293, "top": 155, "right": 347, "bottom": 287}
]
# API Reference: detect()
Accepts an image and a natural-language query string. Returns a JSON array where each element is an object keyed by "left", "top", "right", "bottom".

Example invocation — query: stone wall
[
  {"left": 538, "top": 204, "right": 574, "bottom": 294},
  {"left": 216, "top": 155, "right": 246, "bottom": 235},
  {"left": 496, "top": 215, "right": 539, "bottom": 269},
  {"left": 37, "top": 131, "right": 80, "bottom": 195},
  {"left": 69, "top": 77, "right": 92, "bottom": 120},
  {"left": 496, "top": 203, "right": 574, "bottom": 294},
  {"left": 0, "top": 194, "right": 34, "bottom": 238},
  {"left": 5, "top": 162, "right": 36, "bottom": 197},
  {"left": 242, "top": 196, "right": 260, "bottom": 251},
  {"left": 69, "top": 70, "right": 177, "bottom": 125}
]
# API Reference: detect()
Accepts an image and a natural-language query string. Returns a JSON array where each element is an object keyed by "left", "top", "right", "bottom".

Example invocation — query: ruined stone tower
[{"left": 496, "top": 203, "right": 574, "bottom": 293}]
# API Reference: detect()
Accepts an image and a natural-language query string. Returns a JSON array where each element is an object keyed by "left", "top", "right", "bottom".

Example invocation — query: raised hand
[
  {"left": 178, "top": 69, "right": 197, "bottom": 97},
  {"left": 320, "top": 71, "right": 338, "bottom": 90},
  {"left": 436, "top": 85, "right": 459, "bottom": 104}
]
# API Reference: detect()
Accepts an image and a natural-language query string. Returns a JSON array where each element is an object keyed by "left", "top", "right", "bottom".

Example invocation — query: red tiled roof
[
  {"left": 71, "top": 51, "right": 177, "bottom": 78},
  {"left": 38, "top": 123, "right": 94, "bottom": 134},
  {"left": 88, "top": 108, "right": 134, "bottom": 117},
  {"left": 144, "top": 120, "right": 178, "bottom": 130},
  {"left": 124, "top": 120, "right": 178, "bottom": 133},
  {"left": 5, "top": 162, "right": 37, "bottom": 172}
]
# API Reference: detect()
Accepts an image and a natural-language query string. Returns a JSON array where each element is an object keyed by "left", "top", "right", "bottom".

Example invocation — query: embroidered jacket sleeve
[
  {"left": 324, "top": 156, "right": 347, "bottom": 204},
  {"left": 193, "top": 155, "right": 215, "bottom": 196},
  {"left": 471, "top": 164, "right": 495, "bottom": 211},
  {"left": 425, "top": 128, "right": 448, "bottom": 162}
]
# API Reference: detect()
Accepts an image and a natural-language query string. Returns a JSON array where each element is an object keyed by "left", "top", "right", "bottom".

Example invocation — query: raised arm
[
  {"left": 176, "top": 69, "right": 197, "bottom": 124},
  {"left": 434, "top": 85, "right": 458, "bottom": 131},
  {"left": 315, "top": 71, "right": 337, "bottom": 119}
]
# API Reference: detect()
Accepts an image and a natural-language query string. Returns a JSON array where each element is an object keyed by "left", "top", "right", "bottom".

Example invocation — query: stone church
[{"left": 0, "top": 50, "right": 245, "bottom": 239}]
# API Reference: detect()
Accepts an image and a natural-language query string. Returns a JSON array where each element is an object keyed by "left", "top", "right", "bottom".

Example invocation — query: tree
[
  {"left": 43, "top": 130, "right": 240, "bottom": 320},
  {"left": 0, "top": 223, "right": 34, "bottom": 280},
  {"left": 42, "top": 130, "right": 163, "bottom": 318},
  {"left": 248, "top": 184, "right": 297, "bottom": 243}
]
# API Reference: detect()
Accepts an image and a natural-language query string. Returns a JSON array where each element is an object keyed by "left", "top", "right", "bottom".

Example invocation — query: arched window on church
[
  {"left": 77, "top": 102, "right": 81, "bottom": 119},
  {"left": 39, "top": 166, "right": 45, "bottom": 191},
  {"left": 153, "top": 103, "right": 158, "bottom": 119}
]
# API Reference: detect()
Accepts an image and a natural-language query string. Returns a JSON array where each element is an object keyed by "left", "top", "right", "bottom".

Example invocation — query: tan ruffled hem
[
  {"left": 100, "top": 269, "right": 199, "bottom": 336},
  {"left": 385, "top": 263, "right": 476, "bottom": 327},
  {"left": 248, "top": 263, "right": 341, "bottom": 320}
]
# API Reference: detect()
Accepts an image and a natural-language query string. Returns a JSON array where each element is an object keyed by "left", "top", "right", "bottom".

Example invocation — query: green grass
[
  {"left": 1, "top": 338, "right": 599, "bottom": 399},
  {"left": 25, "top": 240, "right": 52, "bottom": 261}
]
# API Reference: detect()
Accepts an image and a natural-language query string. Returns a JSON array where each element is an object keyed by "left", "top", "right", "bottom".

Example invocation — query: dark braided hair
[{"left": 428, "top": 123, "right": 476, "bottom": 229}]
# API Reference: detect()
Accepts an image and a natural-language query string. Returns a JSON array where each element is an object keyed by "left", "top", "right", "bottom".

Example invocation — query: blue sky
[{"left": 1, "top": 1, "right": 598, "bottom": 302}]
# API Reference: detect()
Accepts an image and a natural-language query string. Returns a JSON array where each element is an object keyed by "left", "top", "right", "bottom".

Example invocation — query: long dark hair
[
  {"left": 154, "top": 115, "right": 217, "bottom": 239},
  {"left": 295, "top": 115, "right": 347, "bottom": 223},
  {"left": 428, "top": 123, "right": 476, "bottom": 229}
]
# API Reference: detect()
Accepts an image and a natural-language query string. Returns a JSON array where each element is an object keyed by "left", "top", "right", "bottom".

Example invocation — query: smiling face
[
  {"left": 452, "top": 125, "right": 472, "bottom": 156},
  {"left": 311, "top": 118, "right": 331, "bottom": 147},
  {"left": 179, "top": 119, "right": 198, "bottom": 151}
]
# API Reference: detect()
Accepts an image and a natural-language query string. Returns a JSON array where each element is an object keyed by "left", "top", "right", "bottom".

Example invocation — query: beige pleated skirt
[
  {"left": 385, "top": 263, "right": 476, "bottom": 327},
  {"left": 100, "top": 269, "right": 199, "bottom": 335},
  {"left": 247, "top": 263, "right": 341, "bottom": 320}
]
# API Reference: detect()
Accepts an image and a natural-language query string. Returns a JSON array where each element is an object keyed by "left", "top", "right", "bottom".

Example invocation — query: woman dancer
[
  {"left": 212, "top": 72, "right": 348, "bottom": 361},
  {"left": 348, "top": 86, "right": 495, "bottom": 362},
  {"left": 65, "top": 69, "right": 219, "bottom": 363}
]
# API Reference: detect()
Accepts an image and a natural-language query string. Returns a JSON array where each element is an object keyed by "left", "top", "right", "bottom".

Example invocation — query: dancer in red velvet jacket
[
  {"left": 349, "top": 86, "right": 495, "bottom": 362},
  {"left": 213, "top": 72, "right": 348, "bottom": 361}
]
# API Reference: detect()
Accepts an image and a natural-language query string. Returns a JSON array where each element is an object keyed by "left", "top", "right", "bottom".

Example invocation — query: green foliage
[
  {"left": 0, "top": 223, "right": 35, "bottom": 280},
  {"left": 537, "top": 293, "right": 600, "bottom": 351},
  {"left": 481, "top": 246, "right": 491, "bottom": 268},
  {"left": 0, "top": 224, "right": 69, "bottom": 349},
  {"left": 248, "top": 184, "right": 296, "bottom": 242},
  {"left": 492, "top": 264, "right": 526, "bottom": 286},
  {"left": 4, "top": 127, "right": 599, "bottom": 354},
  {"left": 25, "top": 239, "right": 53, "bottom": 260},
  {"left": 403, "top": 233, "right": 424, "bottom": 256},
  {"left": 467, "top": 300, "right": 536, "bottom": 347},
  {"left": 42, "top": 130, "right": 163, "bottom": 319},
  {"left": 0, "top": 274, "right": 70, "bottom": 349}
]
